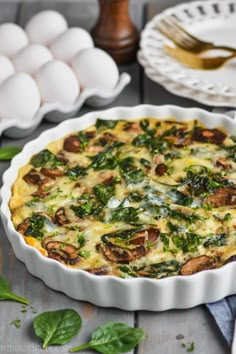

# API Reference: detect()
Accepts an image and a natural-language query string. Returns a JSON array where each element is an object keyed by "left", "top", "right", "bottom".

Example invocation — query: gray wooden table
[{"left": 0, "top": 1, "right": 230, "bottom": 353}]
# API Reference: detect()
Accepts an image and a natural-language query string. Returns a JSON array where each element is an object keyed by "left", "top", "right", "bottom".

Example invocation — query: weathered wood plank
[
  {"left": 138, "top": 2, "right": 229, "bottom": 354},
  {"left": 0, "top": 1, "right": 143, "bottom": 354}
]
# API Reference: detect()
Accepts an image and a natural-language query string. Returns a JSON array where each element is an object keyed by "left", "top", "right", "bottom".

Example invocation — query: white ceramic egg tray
[
  {"left": 0, "top": 10, "right": 131, "bottom": 138},
  {"left": 0, "top": 72, "right": 130, "bottom": 138}
]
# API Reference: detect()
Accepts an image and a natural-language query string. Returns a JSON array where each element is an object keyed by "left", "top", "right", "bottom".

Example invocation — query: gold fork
[
  {"left": 164, "top": 45, "right": 235, "bottom": 70},
  {"left": 156, "top": 17, "right": 236, "bottom": 54}
]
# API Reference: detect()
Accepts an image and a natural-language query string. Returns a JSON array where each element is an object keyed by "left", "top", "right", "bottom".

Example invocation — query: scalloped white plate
[
  {"left": 0, "top": 72, "right": 130, "bottom": 138},
  {"left": 139, "top": 0, "right": 236, "bottom": 107},
  {"left": 2, "top": 104, "right": 236, "bottom": 311}
]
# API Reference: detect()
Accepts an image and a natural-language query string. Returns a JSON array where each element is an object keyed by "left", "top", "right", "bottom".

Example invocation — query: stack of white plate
[{"left": 138, "top": 0, "right": 236, "bottom": 107}]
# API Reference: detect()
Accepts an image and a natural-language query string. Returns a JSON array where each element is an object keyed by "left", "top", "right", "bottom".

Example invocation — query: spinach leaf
[
  {"left": 0, "top": 274, "right": 29, "bottom": 305},
  {"left": 89, "top": 145, "right": 120, "bottom": 171},
  {"left": 133, "top": 134, "right": 168, "bottom": 155},
  {"left": 203, "top": 233, "right": 227, "bottom": 248},
  {"left": 95, "top": 119, "right": 117, "bottom": 130},
  {"left": 93, "top": 184, "right": 115, "bottom": 205},
  {"left": 30, "top": 149, "right": 64, "bottom": 168},
  {"left": 110, "top": 206, "right": 140, "bottom": 223},
  {"left": 77, "top": 131, "right": 89, "bottom": 151},
  {"left": 119, "top": 156, "right": 135, "bottom": 172},
  {"left": 70, "top": 322, "right": 145, "bottom": 353},
  {"left": 172, "top": 232, "right": 202, "bottom": 253},
  {"left": 0, "top": 146, "right": 21, "bottom": 160},
  {"left": 132, "top": 260, "right": 181, "bottom": 278},
  {"left": 123, "top": 169, "right": 145, "bottom": 184},
  {"left": 24, "top": 214, "right": 47, "bottom": 238},
  {"left": 71, "top": 202, "right": 95, "bottom": 219},
  {"left": 140, "top": 158, "right": 151, "bottom": 168},
  {"left": 167, "top": 189, "right": 193, "bottom": 206},
  {"left": 33, "top": 309, "right": 82, "bottom": 349},
  {"left": 67, "top": 165, "right": 87, "bottom": 180}
]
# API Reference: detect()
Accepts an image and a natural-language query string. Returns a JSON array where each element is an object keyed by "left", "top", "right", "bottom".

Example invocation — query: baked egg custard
[{"left": 10, "top": 117, "right": 236, "bottom": 278}]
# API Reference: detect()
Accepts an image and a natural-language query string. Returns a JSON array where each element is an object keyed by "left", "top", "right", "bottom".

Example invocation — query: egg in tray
[{"left": 0, "top": 10, "right": 129, "bottom": 135}]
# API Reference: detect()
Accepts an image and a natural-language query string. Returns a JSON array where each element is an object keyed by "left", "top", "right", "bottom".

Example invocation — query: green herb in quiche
[
  {"left": 95, "top": 119, "right": 118, "bottom": 130},
  {"left": 89, "top": 145, "right": 120, "bottom": 170},
  {"left": 93, "top": 183, "right": 115, "bottom": 205},
  {"left": 30, "top": 149, "right": 64, "bottom": 168},
  {"left": 203, "top": 233, "right": 227, "bottom": 248},
  {"left": 33, "top": 309, "right": 82, "bottom": 349},
  {"left": 0, "top": 274, "right": 29, "bottom": 305},
  {"left": 77, "top": 131, "right": 89, "bottom": 151},
  {"left": 67, "top": 165, "right": 87, "bottom": 180},
  {"left": 109, "top": 206, "right": 140, "bottom": 223},
  {"left": 69, "top": 322, "right": 145, "bottom": 353},
  {"left": 0, "top": 146, "right": 21, "bottom": 160},
  {"left": 123, "top": 169, "right": 145, "bottom": 184},
  {"left": 24, "top": 214, "right": 47, "bottom": 238}
]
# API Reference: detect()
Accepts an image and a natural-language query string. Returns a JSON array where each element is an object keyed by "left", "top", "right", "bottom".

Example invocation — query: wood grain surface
[{"left": 0, "top": 1, "right": 230, "bottom": 353}]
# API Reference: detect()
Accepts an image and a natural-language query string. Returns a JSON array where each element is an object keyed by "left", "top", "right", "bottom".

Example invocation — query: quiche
[{"left": 10, "top": 117, "right": 236, "bottom": 278}]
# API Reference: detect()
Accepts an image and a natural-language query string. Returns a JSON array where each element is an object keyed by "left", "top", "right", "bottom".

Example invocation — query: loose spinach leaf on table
[
  {"left": 33, "top": 309, "right": 82, "bottom": 349},
  {"left": 0, "top": 274, "right": 29, "bottom": 305},
  {"left": 70, "top": 321, "right": 145, "bottom": 353},
  {"left": 0, "top": 146, "right": 21, "bottom": 160}
]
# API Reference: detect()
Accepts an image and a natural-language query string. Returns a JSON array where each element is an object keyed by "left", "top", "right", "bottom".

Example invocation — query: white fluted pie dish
[{"left": 2, "top": 104, "right": 236, "bottom": 311}]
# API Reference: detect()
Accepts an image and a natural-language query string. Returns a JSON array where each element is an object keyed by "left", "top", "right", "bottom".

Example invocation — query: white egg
[
  {"left": 0, "top": 56, "right": 15, "bottom": 84},
  {"left": 0, "top": 23, "right": 28, "bottom": 57},
  {"left": 0, "top": 73, "right": 40, "bottom": 121},
  {"left": 50, "top": 27, "right": 94, "bottom": 63},
  {"left": 71, "top": 48, "right": 119, "bottom": 91},
  {"left": 13, "top": 44, "right": 53, "bottom": 75},
  {"left": 35, "top": 60, "right": 80, "bottom": 105},
  {"left": 25, "top": 10, "right": 68, "bottom": 46}
]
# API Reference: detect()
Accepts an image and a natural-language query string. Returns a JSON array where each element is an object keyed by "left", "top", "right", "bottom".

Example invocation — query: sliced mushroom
[
  {"left": 215, "top": 158, "right": 232, "bottom": 170},
  {"left": 102, "top": 176, "right": 115, "bottom": 185},
  {"left": 40, "top": 167, "right": 64, "bottom": 179},
  {"left": 63, "top": 135, "right": 81, "bottom": 153},
  {"left": 101, "top": 228, "right": 160, "bottom": 263},
  {"left": 16, "top": 218, "right": 30, "bottom": 234},
  {"left": 23, "top": 169, "right": 42, "bottom": 185},
  {"left": 155, "top": 163, "right": 168, "bottom": 176},
  {"left": 204, "top": 187, "right": 236, "bottom": 207},
  {"left": 54, "top": 207, "right": 70, "bottom": 225},
  {"left": 123, "top": 122, "right": 140, "bottom": 132},
  {"left": 31, "top": 178, "right": 55, "bottom": 197},
  {"left": 180, "top": 255, "right": 217, "bottom": 275},
  {"left": 85, "top": 266, "right": 110, "bottom": 275},
  {"left": 43, "top": 240, "right": 79, "bottom": 265},
  {"left": 98, "top": 132, "right": 116, "bottom": 146},
  {"left": 85, "top": 130, "right": 96, "bottom": 139},
  {"left": 192, "top": 128, "right": 226, "bottom": 145}
]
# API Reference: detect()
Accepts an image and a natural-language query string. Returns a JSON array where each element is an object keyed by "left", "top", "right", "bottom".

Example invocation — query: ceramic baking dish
[{"left": 1, "top": 104, "right": 236, "bottom": 311}]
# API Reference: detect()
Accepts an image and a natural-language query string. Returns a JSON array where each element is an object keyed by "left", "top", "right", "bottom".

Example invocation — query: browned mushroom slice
[
  {"left": 16, "top": 218, "right": 30, "bottom": 233},
  {"left": 31, "top": 178, "right": 55, "bottom": 197},
  {"left": 215, "top": 158, "right": 232, "bottom": 170},
  {"left": 98, "top": 132, "right": 116, "bottom": 146},
  {"left": 23, "top": 169, "right": 42, "bottom": 185},
  {"left": 155, "top": 163, "right": 168, "bottom": 176},
  {"left": 123, "top": 122, "right": 140, "bottom": 132},
  {"left": 44, "top": 240, "right": 79, "bottom": 265},
  {"left": 101, "top": 228, "right": 160, "bottom": 263},
  {"left": 85, "top": 266, "right": 110, "bottom": 275},
  {"left": 204, "top": 187, "right": 236, "bottom": 207},
  {"left": 180, "top": 256, "right": 217, "bottom": 275},
  {"left": 54, "top": 207, "right": 70, "bottom": 225},
  {"left": 40, "top": 167, "right": 64, "bottom": 179},
  {"left": 63, "top": 135, "right": 81, "bottom": 152},
  {"left": 85, "top": 130, "right": 96, "bottom": 139},
  {"left": 102, "top": 176, "right": 115, "bottom": 185},
  {"left": 192, "top": 128, "right": 226, "bottom": 145}
]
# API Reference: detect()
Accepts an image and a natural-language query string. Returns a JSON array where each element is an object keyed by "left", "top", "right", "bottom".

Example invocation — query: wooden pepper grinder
[{"left": 91, "top": 0, "right": 139, "bottom": 64}]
